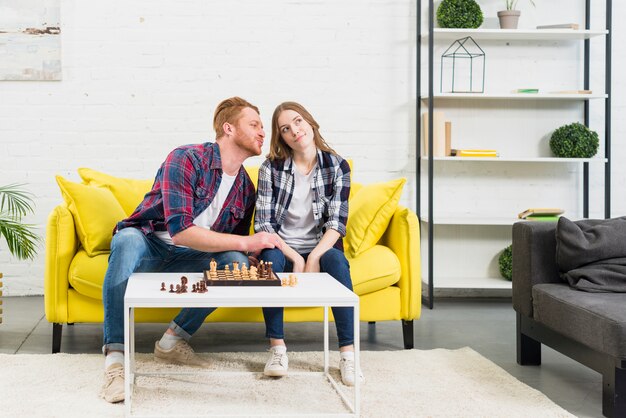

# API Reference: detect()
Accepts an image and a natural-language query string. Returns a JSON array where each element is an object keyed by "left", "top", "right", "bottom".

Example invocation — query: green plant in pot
[
  {"left": 437, "top": 0, "right": 483, "bottom": 29},
  {"left": 550, "top": 122, "right": 599, "bottom": 158},
  {"left": 0, "top": 184, "right": 40, "bottom": 260},
  {"left": 498, "top": 0, "right": 536, "bottom": 29},
  {"left": 499, "top": 245, "right": 513, "bottom": 281}
]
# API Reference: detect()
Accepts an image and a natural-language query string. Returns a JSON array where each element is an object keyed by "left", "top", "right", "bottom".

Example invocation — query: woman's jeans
[
  {"left": 102, "top": 227, "right": 248, "bottom": 353},
  {"left": 259, "top": 247, "right": 354, "bottom": 348}
]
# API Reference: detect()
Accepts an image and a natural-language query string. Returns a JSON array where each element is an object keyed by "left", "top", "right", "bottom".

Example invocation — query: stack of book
[{"left": 518, "top": 208, "right": 564, "bottom": 222}]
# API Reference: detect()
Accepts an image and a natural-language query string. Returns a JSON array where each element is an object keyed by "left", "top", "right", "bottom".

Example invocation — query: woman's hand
[
  {"left": 304, "top": 253, "right": 321, "bottom": 273},
  {"left": 292, "top": 253, "right": 306, "bottom": 273}
]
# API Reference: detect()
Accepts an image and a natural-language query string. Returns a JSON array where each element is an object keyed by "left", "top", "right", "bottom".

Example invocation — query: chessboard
[{"left": 203, "top": 260, "right": 281, "bottom": 286}]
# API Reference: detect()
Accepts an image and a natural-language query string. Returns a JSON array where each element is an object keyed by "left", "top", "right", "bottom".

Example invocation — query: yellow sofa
[{"left": 45, "top": 167, "right": 421, "bottom": 353}]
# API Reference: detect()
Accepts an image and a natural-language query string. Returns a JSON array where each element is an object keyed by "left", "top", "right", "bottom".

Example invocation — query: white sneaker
[
  {"left": 101, "top": 363, "right": 125, "bottom": 403},
  {"left": 339, "top": 357, "right": 364, "bottom": 386},
  {"left": 264, "top": 346, "right": 288, "bottom": 377}
]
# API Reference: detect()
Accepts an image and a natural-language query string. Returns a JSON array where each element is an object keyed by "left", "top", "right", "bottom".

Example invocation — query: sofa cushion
[
  {"left": 78, "top": 167, "right": 153, "bottom": 216},
  {"left": 56, "top": 175, "right": 127, "bottom": 257},
  {"left": 532, "top": 283, "right": 626, "bottom": 358},
  {"left": 68, "top": 249, "right": 108, "bottom": 299},
  {"left": 349, "top": 244, "right": 401, "bottom": 295},
  {"left": 345, "top": 178, "right": 406, "bottom": 258}
]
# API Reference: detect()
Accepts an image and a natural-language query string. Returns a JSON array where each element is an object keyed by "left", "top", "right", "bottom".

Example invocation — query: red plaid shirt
[{"left": 116, "top": 142, "right": 256, "bottom": 238}]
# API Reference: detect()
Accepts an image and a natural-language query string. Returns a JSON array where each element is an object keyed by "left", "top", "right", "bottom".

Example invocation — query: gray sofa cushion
[
  {"left": 556, "top": 216, "right": 626, "bottom": 292},
  {"left": 533, "top": 283, "right": 626, "bottom": 358}
]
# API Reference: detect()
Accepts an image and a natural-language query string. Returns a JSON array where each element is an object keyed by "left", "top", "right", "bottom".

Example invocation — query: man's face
[{"left": 231, "top": 107, "right": 265, "bottom": 156}]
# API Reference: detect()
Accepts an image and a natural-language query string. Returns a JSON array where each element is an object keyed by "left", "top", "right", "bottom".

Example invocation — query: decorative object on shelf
[
  {"left": 498, "top": 245, "right": 513, "bottom": 281},
  {"left": 422, "top": 111, "right": 447, "bottom": 157},
  {"left": 498, "top": 0, "right": 536, "bottom": 29},
  {"left": 0, "top": 184, "right": 40, "bottom": 260},
  {"left": 549, "top": 122, "right": 599, "bottom": 158},
  {"left": 440, "top": 37, "right": 485, "bottom": 93},
  {"left": 537, "top": 23, "right": 579, "bottom": 30},
  {"left": 437, "top": 0, "right": 483, "bottom": 29}
]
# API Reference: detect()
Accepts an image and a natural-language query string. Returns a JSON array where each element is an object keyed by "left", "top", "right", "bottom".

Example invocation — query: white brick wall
[{"left": 0, "top": 0, "right": 623, "bottom": 295}]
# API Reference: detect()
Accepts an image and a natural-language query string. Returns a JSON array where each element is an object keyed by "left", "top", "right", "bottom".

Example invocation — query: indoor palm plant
[
  {"left": 0, "top": 184, "right": 41, "bottom": 260},
  {"left": 499, "top": 0, "right": 536, "bottom": 29}
]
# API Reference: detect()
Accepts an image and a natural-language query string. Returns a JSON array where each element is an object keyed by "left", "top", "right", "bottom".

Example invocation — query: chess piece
[
  {"left": 267, "top": 262, "right": 273, "bottom": 279},
  {"left": 249, "top": 266, "right": 258, "bottom": 280},
  {"left": 169, "top": 284, "right": 175, "bottom": 293},
  {"left": 176, "top": 284, "right": 181, "bottom": 293},
  {"left": 233, "top": 261, "right": 241, "bottom": 279},
  {"left": 210, "top": 259, "right": 217, "bottom": 272},
  {"left": 192, "top": 284, "right": 197, "bottom": 293},
  {"left": 160, "top": 282, "right": 166, "bottom": 291},
  {"left": 241, "top": 264, "right": 249, "bottom": 279}
]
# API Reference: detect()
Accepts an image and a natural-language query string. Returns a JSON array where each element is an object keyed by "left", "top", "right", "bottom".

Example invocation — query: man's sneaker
[
  {"left": 339, "top": 357, "right": 364, "bottom": 386},
  {"left": 101, "top": 363, "right": 125, "bottom": 403},
  {"left": 264, "top": 346, "right": 288, "bottom": 377},
  {"left": 153, "top": 340, "right": 209, "bottom": 367}
]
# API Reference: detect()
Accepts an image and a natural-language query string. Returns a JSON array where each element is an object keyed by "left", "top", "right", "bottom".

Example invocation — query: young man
[{"left": 101, "top": 97, "right": 282, "bottom": 403}]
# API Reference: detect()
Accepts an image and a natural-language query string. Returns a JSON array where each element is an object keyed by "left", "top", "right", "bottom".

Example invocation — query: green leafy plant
[
  {"left": 550, "top": 122, "right": 599, "bottom": 158},
  {"left": 437, "top": 0, "right": 484, "bottom": 29},
  {"left": 0, "top": 184, "right": 41, "bottom": 260},
  {"left": 499, "top": 245, "right": 513, "bottom": 281},
  {"left": 505, "top": 0, "right": 536, "bottom": 10}
]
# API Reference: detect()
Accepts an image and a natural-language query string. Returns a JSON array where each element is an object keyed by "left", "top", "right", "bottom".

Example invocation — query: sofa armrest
[
  {"left": 378, "top": 205, "right": 421, "bottom": 320},
  {"left": 512, "top": 221, "right": 561, "bottom": 318},
  {"left": 44, "top": 204, "right": 79, "bottom": 323}
]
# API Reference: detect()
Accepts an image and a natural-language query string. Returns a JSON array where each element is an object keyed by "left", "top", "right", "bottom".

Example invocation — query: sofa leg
[
  {"left": 52, "top": 323, "right": 62, "bottom": 354},
  {"left": 516, "top": 314, "right": 541, "bottom": 365},
  {"left": 402, "top": 320, "right": 414, "bottom": 349},
  {"left": 602, "top": 365, "right": 626, "bottom": 418},
  {"left": 368, "top": 321, "right": 376, "bottom": 325}
]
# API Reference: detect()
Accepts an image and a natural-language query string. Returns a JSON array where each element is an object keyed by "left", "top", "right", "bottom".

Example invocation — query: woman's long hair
[{"left": 268, "top": 101, "right": 337, "bottom": 161}]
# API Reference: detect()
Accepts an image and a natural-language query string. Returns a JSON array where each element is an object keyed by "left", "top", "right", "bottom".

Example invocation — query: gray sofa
[{"left": 512, "top": 221, "right": 626, "bottom": 418}]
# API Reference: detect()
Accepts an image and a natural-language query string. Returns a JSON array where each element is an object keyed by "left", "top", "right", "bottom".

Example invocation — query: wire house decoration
[{"left": 440, "top": 36, "right": 485, "bottom": 93}]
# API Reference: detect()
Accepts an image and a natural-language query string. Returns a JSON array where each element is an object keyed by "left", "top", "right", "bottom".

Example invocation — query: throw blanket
[{"left": 556, "top": 216, "right": 626, "bottom": 292}]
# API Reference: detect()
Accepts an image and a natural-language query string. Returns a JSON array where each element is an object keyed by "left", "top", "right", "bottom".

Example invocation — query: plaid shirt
[
  {"left": 254, "top": 149, "right": 350, "bottom": 251},
  {"left": 116, "top": 142, "right": 256, "bottom": 238}
]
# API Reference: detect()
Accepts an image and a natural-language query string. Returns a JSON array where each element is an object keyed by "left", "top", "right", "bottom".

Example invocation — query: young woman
[{"left": 255, "top": 101, "right": 359, "bottom": 386}]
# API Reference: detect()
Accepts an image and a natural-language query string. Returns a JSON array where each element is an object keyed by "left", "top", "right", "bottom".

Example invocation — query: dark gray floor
[{"left": 1, "top": 296, "right": 601, "bottom": 417}]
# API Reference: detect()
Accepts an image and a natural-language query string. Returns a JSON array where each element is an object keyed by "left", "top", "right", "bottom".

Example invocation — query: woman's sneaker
[
  {"left": 339, "top": 357, "right": 364, "bottom": 386},
  {"left": 101, "top": 363, "right": 125, "bottom": 403},
  {"left": 264, "top": 345, "right": 288, "bottom": 377}
]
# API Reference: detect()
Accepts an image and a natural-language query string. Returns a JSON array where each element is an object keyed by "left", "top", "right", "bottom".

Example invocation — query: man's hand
[{"left": 245, "top": 232, "right": 282, "bottom": 253}]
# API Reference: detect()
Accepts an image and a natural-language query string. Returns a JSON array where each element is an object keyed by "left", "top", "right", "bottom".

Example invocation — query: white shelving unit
[{"left": 417, "top": 2, "right": 612, "bottom": 307}]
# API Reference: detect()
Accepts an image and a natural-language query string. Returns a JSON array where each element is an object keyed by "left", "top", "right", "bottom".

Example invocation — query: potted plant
[
  {"left": 437, "top": 0, "right": 484, "bottom": 29},
  {"left": 550, "top": 122, "right": 599, "bottom": 158},
  {"left": 498, "top": 0, "right": 535, "bottom": 29},
  {"left": 498, "top": 245, "right": 512, "bottom": 281},
  {"left": 0, "top": 184, "right": 40, "bottom": 260}
]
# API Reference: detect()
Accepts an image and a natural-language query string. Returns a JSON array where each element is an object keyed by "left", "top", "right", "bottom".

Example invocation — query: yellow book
[
  {"left": 455, "top": 149, "right": 498, "bottom": 157},
  {"left": 518, "top": 208, "right": 565, "bottom": 219}
]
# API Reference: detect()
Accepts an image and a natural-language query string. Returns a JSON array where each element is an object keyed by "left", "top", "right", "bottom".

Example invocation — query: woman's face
[{"left": 277, "top": 109, "right": 315, "bottom": 152}]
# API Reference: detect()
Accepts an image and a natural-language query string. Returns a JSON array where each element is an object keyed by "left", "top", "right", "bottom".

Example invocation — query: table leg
[
  {"left": 124, "top": 304, "right": 131, "bottom": 416},
  {"left": 324, "top": 305, "right": 329, "bottom": 374},
  {"left": 354, "top": 302, "right": 360, "bottom": 416}
]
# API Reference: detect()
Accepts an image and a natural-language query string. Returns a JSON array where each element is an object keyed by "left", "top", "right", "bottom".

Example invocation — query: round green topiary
[
  {"left": 437, "top": 0, "right": 484, "bottom": 29},
  {"left": 499, "top": 245, "right": 513, "bottom": 281},
  {"left": 549, "top": 122, "right": 599, "bottom": 158}
]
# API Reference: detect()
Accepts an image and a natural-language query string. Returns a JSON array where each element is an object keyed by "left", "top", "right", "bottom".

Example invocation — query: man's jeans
[
  {"left": 259, "top": 247, "right": 354, "bottom": 348},
  {"left": 102, "top": 227, "right": 248, "bottom": 353}
]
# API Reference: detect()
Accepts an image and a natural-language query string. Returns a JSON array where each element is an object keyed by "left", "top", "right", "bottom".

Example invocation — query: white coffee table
[{"left": 123, "top": 272, "right": 360, "bottom": 416}]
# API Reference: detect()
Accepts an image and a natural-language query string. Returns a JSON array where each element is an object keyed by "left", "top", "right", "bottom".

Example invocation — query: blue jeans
[
  {"left": 260, "top": 247, "right": 354, "bottom": 348},
  {"left": 102, "top": 227, "right": 248, "bottom": 353}
]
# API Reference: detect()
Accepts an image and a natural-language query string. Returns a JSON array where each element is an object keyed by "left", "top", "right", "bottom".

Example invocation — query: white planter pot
[{"left": 497, "top": 10, "right": 521, "bottom": 29}]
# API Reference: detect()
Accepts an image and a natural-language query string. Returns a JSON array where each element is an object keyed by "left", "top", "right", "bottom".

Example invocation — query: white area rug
[{"left": 0, "top": 348, "right": 574, "bottom": 417}]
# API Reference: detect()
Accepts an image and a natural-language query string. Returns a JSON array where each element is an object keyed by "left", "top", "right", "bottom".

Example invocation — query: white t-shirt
[
  {"left": 278, "top": 165, "right": 318, "bottom": 253},
  {"left": 155, "top": 173, "right": 237, "bottom": 246}
]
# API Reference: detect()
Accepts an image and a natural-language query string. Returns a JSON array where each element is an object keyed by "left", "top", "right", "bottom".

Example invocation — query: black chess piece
[
  {"left": 160, "top": 282, "right": 166, "bottom": 291},
  {"left": 169, "top": 284, "right": 175, "bottom": 293}
]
